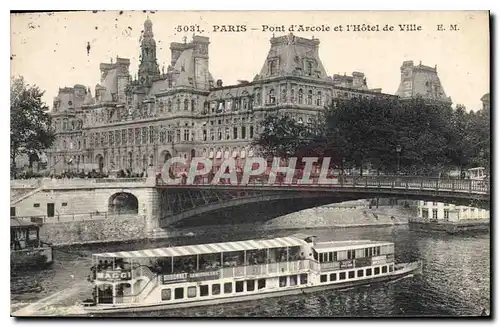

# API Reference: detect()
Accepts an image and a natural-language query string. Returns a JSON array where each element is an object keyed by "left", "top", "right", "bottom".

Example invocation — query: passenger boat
[
  {"left": 84, "top": 234, "right": 422, "bottom": 313},
  {"left": 11, "top": 218, "right": 53, "bottom": 271}
]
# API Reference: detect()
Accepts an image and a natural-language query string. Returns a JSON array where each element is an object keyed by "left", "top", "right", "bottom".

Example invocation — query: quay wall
[
  {"left": 408, "top": 219, "right": 490, "bottom": 234},
  {"left": 39, "top": 215, "right": 149, "bottom": 246},
  {"left": 41, "top": 202, "right": 414, "bottom": 246}
]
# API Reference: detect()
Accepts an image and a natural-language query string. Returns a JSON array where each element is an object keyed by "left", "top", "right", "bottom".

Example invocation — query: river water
[{"left": 11, "top": 224, "right": 490, "bottom": 317}]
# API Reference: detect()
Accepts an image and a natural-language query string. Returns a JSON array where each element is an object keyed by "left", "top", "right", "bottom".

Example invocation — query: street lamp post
[{"left": 396, "top": 145, "right": 402, "bottom": 175}]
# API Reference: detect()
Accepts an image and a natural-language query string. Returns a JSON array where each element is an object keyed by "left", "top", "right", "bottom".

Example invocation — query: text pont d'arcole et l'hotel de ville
[{"left": 174, "top": 23, "right": 460, "bottom": 34}]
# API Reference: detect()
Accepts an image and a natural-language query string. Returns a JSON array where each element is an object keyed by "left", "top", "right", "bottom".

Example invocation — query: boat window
[
  {"left": 223, "top": 251, "right": 245, "bottom": 267},
  {"left": 339, "top": 272, "right": 346, "bottom": 280},
  {"left": 247, "top": 280, "right": 255, "bottom": 291},
  {"left": 333, "top": 252, "right": 337, "bottom": 261},
  {"left": 328, "top": 252, "right": 332, "bottom": 262},
  {"left": 224, "top": 282, "right": 232, "bottom": 294},
  {"left": 200, "top": 285, "right": 209, "bottom": 297},
  {"left": 374, "top": 267, "right": 380, "bottom": 275},
  {"left": 161, "top": 289, "right": 171, "bottom": 301},
  {"left": 313, "top": 250, "right": 318, "bottom": 261},
  {"left": 320, "top": 275, "right": 327, "bottom": 283},
  {"left": 236, "top": 281, "right": 244, "bottom": 293},
  {"left": 279, "top": 276, "right": 287, "bottom": 287},
  {"left": 289, "top": 275, "right": 297, "bottom": 286},
  {"left": 357, "top": 269, "right": 364, "bottom": 277},
  {"left": 348, "top": 271, "right": 355, "bottom": 279},
  {"left": 246, "top": 249, "right": 267, "bottom": 265},
  {"left": 347, "top": 250, "right": 356, "bottom": 260},
  {"left": 300, "top": 274, "right": 308, "bottom": 285},
  {"left": 174, "top": 287, "right": 184, "bottom": 299},
  {"left": 376, "top": 246, "right": 381, "bottom": 256},
  {"left": 330, "top": 273, "right": 337, "bottom": 281},
  {"left": 212, "top": 284, "right": 221, "bottom": 295},
  {"left": 258, "top": 279, "right": 266, "bottom": 289},
  {"left": 382, "top": 266, "right": 388, "bottom": 274},
  {"left": 187, "top": 286, "right": 197, "bottom": 298},
  {"left": 337, "top": 250, "right": 347, "bottom": 260},
  {"left": 173, "top": 255, "right": 198, "bottom": 273},
  {"left": 364, "top": 248, "right": 368, "bottom": 257},
  {"left": 199, "top": 253, "right": 222, "bottom": 271},
  {"left": 389, "top": 265, "right": 394, "bottom": 272},
  {"left": 366, "top": 268, "right": 372, "bottom": 276}
]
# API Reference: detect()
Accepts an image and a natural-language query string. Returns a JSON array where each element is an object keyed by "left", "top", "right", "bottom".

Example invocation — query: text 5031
[{"left": 175, "top": 25, "right": 204, "bottom": 33}]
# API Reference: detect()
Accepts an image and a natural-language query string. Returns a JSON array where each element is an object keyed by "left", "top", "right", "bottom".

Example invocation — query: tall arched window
[
  {"left": 268, "top": 89, "right": 275, "bottom": 104},
  {"left": 269, "top": 60, "right": 277, "bottom": 75},
  {"left": 307, "top": 62, "right": 313, "bottom": 76},
  {"left": 184, "top": 99, "right": 189, "bottom": 111},
  {"left": 176, "top": 99, "right": 181, "bottom": 111},
  {"left": 307, "top": 90, "right": 313, "bottom": 105},
  {"left": 298, "top": 89, "right": 303, "bottom": 104},
  {"left": 281, "top": 89, "right": 287, "bottom": 103},
  {"left": 316, "top": 91, "right": 322, "bottom": 106},
  {"left": 167, "top": 100, "right": 172, "bottom": 112},
  {"left": 191, "top": 99, "right": 195, "bottom": 112},
  {"left": 291, "top": 89, "right": 295, "bottom": 103}
]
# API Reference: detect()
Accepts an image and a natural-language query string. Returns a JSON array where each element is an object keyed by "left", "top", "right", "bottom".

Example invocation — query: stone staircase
[{"left": 10, "top": 186, "right": 44, "bottom": 206}]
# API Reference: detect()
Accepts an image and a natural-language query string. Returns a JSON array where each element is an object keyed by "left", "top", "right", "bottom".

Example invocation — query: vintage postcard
[{"left": 10, "top": 10, "right": 490, "bottom": 317}]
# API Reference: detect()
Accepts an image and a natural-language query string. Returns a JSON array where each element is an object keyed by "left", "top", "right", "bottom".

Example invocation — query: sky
[{"left": 10, "top": 10, "right": 490, "bottom": 110}]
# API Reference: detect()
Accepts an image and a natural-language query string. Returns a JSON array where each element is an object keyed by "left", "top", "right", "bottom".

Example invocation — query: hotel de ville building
[{"left": 47, "top": 18, "right": 451, "bottom": 175}]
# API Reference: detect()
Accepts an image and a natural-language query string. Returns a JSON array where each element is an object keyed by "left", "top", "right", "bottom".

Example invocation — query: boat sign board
[
  {"left": 96, "top": 270, "right": 132, "bottom": 282},
  {"left": 371, "top": 256, "right": 387, "bottom": 266},
  {"left": 355, "top": 257, "right": 371, "bottom": 268},
  {"left": 162, "top": 270, "right": 220, "bottom": 284},
  {"left": 340, "top": 260, "right": 354, "bottom": 269}
]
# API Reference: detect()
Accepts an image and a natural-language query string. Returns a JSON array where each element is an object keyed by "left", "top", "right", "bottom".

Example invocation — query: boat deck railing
[{"left": 219, "top": 260, "right": 310, "bottom": 279}]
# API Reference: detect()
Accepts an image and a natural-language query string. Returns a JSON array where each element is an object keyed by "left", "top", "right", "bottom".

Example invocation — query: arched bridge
[{"left": 155, "top": 175, "right": 490, "bottom": 227}]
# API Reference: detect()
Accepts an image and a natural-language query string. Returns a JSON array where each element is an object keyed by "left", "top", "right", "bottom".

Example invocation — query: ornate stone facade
[
  {"left": 395, "top": 60, "right": 452, "bottom": 103},
  {"left": 47, "top": 18, "right": 399, "bottom": 174}
]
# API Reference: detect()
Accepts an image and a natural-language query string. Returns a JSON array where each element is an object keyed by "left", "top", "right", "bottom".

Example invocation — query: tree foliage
[
  {"left": 253, "top": 96, "right": 490, "bottom": 175},
  {"left": 10, "top": 76, "right": 55, "bottom": 176}
]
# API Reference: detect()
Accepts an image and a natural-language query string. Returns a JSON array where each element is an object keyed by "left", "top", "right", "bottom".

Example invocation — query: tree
[
  {"left": 10, "top": 76, "right": 55, "bottom": 178},
  {"left": 252, "top": 113, "right": 317, "bottom": 159},
  {"left": 251, "top": 95, "right": 488, "bottom": 177}
]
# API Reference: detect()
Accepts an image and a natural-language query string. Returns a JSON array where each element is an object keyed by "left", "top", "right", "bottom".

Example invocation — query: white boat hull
[{"left": 84, "top": 261, "right": 422, "bottom": 315}]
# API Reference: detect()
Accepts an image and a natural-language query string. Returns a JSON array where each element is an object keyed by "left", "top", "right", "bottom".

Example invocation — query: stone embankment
[{"left": 40, "top": 200, "right": 415, "bottom": 246}]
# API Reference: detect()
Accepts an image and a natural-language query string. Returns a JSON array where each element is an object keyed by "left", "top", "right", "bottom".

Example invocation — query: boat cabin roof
[
  {"left": 313, "top": 240, "right": 393, "bottom": 253},
  {"left": 94, "top": 236, "right": 307, "bottom": 259},
  {"left": 10, "top": 218, "right": 39, "bottom": 230}
]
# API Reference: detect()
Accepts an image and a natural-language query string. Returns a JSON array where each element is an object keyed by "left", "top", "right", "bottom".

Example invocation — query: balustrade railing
[{"left": 157, "top": 175, "right": 489, "bottom": 194}]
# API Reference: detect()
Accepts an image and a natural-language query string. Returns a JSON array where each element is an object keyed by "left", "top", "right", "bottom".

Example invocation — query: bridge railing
[
  {"left": 156, "top": 175, "right": 489, "bottom": 194},
  {"left": 12, "top": 211, "right": 141, "bottom": 224}
]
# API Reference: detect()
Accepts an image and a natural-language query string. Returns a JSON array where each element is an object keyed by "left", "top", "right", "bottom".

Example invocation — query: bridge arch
[{"left": 108, "top": 192, "right": 139, "bottom": 215}]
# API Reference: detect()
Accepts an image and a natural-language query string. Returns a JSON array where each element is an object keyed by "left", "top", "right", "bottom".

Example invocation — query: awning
[{"left": 94, "top": 236, "right": 307, "bottom": 258}]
